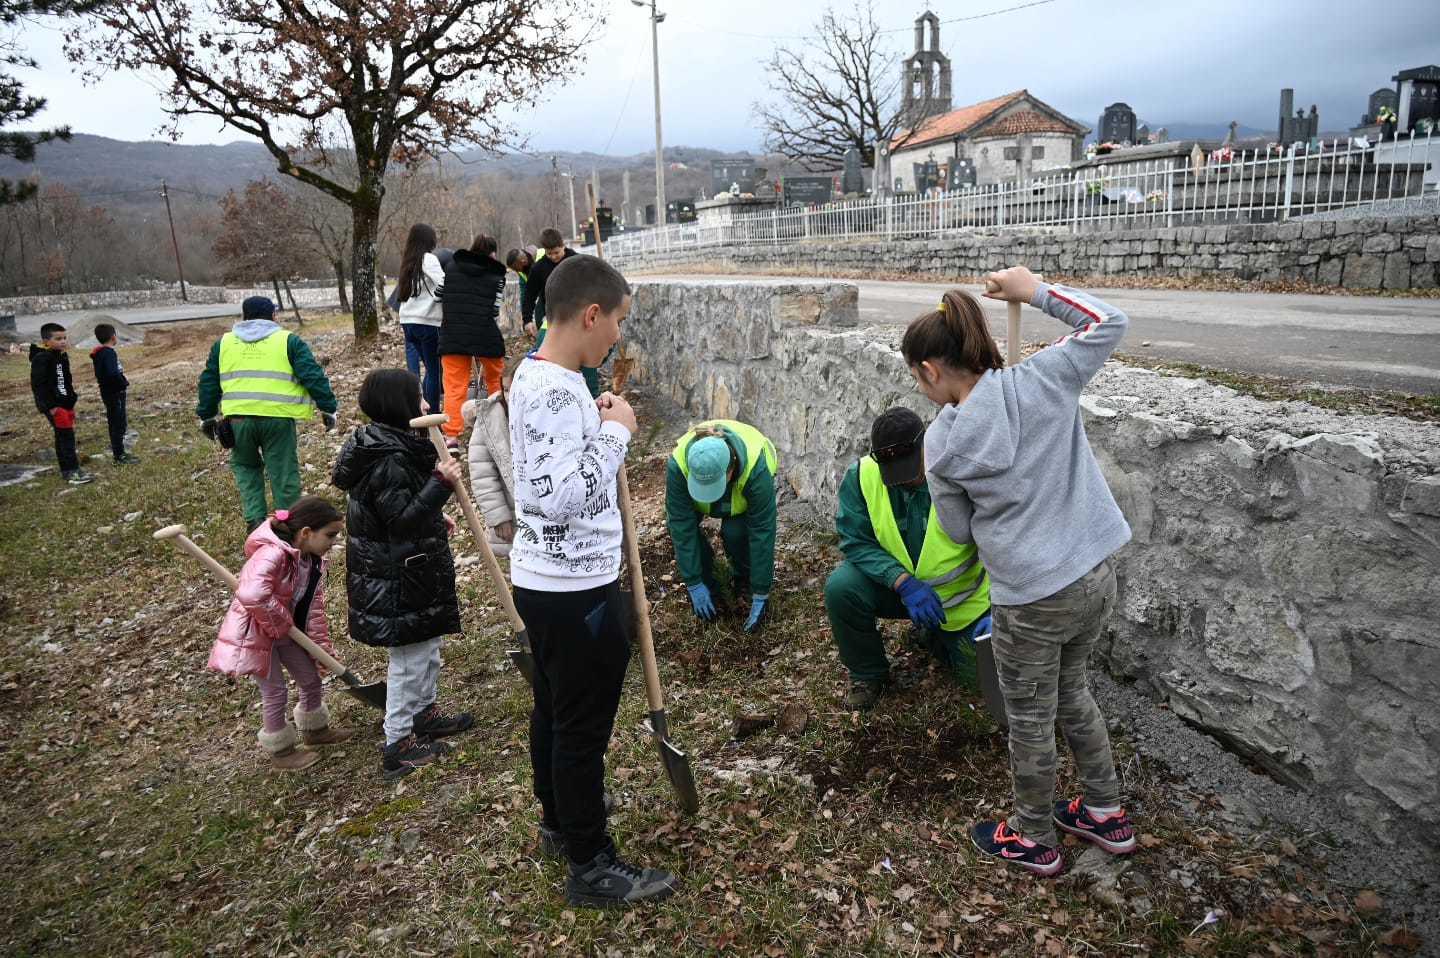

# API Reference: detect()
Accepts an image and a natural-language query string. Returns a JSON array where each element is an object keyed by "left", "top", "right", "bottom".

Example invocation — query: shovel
[
  {"left": 154, "top": 524, "right": 387, "bottom": 710},
  {"left": 409, "top": 413, "right": 538, "bottom": 685},
  {"left": 616, "top": 463, "right": 701, "bottom": 815},
  {"left": 971, "top": 625, "right": 1010, "bottom": 731}
]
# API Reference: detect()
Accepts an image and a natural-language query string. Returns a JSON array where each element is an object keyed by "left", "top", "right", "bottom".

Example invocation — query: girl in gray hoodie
[{"left": 903, "top": 266, "right": 1137, "bottom": 877}]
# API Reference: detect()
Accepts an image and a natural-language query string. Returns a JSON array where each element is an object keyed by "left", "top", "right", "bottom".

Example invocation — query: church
[{"left": 886, "top": 12, "right": 1088, "bottom": 191}]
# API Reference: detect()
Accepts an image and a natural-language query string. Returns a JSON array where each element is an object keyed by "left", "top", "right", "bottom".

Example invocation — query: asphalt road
[
  {"left": 12, "top": 303, "right": 245, "bottom": 338},
  {"left": 644, "top": 274, "right": 1440, "bottom": 394}
]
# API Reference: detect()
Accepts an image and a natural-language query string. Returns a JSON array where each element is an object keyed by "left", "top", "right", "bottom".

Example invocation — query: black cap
[{"left": 870, "top": 407, "right": 926, "bottom": 486}]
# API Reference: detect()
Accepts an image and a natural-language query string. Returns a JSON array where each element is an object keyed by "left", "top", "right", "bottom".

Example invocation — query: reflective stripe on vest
[
  {"left": 858, "top": 456, "right": 989, "bottom": 631},
  {"left": 218, "top": 331, "right": 313, "bottom": 420},
  {"left": 672, "top": 420, "right": 778, "bottom": 517}
]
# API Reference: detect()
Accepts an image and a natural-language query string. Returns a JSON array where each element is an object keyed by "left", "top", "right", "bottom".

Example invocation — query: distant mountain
[
  {"left": 1138, "top": 121, "right": 1272, "bottom": 142},
  {"left": 0, "top": 132, "right": 766, "bottom": 198}
]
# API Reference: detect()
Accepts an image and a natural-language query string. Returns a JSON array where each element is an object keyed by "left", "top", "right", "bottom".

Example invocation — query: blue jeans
[{"left": 403, "top": 323, "right": 441, "bottom": 414}]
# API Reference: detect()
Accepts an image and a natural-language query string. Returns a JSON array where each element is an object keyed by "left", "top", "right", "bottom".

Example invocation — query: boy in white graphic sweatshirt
[{"left": 508, "top": 254, "right": 678, "bottom": 909}]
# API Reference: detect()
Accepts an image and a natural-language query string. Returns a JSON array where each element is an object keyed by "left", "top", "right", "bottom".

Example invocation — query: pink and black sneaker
[
  {"left": 970, "top": 821, "right": 1065, "bottom": 877},
  {"left": 1052, "top": 796, "right": 1137, "bottom": 854}
]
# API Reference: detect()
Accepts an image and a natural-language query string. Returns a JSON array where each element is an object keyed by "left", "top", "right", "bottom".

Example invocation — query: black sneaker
[
  {"left": 113, "top": 453, "right": 140, "bottom": 465},
  {"left": 62, "top": 470, "right": 94, "bottom": 485},
  {"left": 970, "top": 820, "right": 1064, "bottom": 877},
  {"left": 412, "top": 703, "right": 474, "bottom": 739},
  {"left": 537, "top": 794, "right": 616, "bottom": 860},
  {"left": 565, "top": 848, "right": 677, "bottom": 909},
  {"left": 1053, "top": 796, "right": 1137, "bottom": 854},
  {"left": 380, "top": 734, "right": 446, "bottom": 782}
]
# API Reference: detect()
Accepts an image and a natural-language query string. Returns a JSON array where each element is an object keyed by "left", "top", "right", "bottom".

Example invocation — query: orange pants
[{"left": 441, "top": 354, "right": 504, "bottom": 438}]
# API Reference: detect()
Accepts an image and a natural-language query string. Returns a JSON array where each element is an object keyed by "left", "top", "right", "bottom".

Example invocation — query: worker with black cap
[
  {"left": 824, "top": 406, "right": 991, "bottom": 710},
  {"left": 665, "top": 419, "right": 779, "bottom": 633}
]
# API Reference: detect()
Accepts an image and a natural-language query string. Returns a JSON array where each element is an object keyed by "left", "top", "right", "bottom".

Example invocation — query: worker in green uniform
[
  {"left": 825, "top": 407, "right": 992, "bottom": 710},
  {"left": 666, "top": 419, "right": 778, "bottom": 633},
  {"left": 196, "top": 296, "right": 338, "bottom": 531}
]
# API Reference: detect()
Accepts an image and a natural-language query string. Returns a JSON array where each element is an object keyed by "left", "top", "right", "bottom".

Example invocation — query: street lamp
[{"left": 632, "top": 0, "right": 666, "bottom": 226}]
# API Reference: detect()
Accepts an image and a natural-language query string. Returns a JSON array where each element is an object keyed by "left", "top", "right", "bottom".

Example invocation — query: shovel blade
[
  {"left": 340, "top": 678, "right": 387, "bottom": 711},
  {"left": 974, "top": 636, "right": 1009, "bottom": 731},
  {"left": 508, "top": 628, "right": 537, "bottom": 687},
  {"left": 649, "top": 709, "right": 700, "bottom": 814}
]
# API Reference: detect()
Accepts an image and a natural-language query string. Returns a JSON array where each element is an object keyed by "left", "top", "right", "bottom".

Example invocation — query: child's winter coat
[
  {"left": 209, "top": 521, "right": 332, "bottom": 678},
  {"left": 464, "top": 392, "right": 516, "bottom": 556}
]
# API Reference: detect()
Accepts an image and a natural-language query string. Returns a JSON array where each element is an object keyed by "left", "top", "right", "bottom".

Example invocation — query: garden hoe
[
  {"left": 616, "top": 463, "right": 701, "bottom": 815},
  {"left": 410, "top": 413, "right": 538, "bottom": 686},
  {"left": 153, "top": 524, "right": 387, "bottom": 710}
]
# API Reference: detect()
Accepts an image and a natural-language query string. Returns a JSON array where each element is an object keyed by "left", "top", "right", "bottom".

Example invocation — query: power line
[{"left": 703, "top": 0, "right": 1058, "bottom": 41}]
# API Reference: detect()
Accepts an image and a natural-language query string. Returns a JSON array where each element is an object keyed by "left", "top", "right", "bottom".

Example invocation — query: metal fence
[{"left": 592, "top": 132, "right": 1437, "bottom": 258}]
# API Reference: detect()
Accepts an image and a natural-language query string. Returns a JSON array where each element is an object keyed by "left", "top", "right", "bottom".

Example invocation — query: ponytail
[
  {"left": 900, "top": 288, "right": 1005, "bottom": 375},
  {"left": 270, "top": 495, "right": 343, "bottom": 543}
]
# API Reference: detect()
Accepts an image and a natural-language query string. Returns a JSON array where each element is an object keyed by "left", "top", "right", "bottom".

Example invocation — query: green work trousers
[
  {"left": 229, "top": 416, "right": 301, "bottom": 527},
  {"left": 696, "top": 514, "right": 753, "bottom": 594},
  {"left": 824, "top": 561, "right": 980, "bottom": 688}
]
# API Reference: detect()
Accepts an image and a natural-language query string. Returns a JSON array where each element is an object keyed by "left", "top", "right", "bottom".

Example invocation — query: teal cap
[{"left": 685, "top": 436, "right": 731, "bottom": 504}]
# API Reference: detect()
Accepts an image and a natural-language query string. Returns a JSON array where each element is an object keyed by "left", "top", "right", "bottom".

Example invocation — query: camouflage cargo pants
[{"left": 992, "top": 558, "right": 1121, "bottom": 846}]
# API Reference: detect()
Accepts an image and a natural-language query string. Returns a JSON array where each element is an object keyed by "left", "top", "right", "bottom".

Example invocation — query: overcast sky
[{"left": 14, "top": 0, "right": 1440, "bottom": 155}]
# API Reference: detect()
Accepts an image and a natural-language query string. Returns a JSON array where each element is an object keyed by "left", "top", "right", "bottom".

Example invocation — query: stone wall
[
  {"left": 0, "top": 283, "right": 340, "bottom": 316},
  {"left": 625, "top": 278, "right": 1440, "bottom": 845},
  {"left": 608, "top": 216, "right": 1440, "bottom": 290}
]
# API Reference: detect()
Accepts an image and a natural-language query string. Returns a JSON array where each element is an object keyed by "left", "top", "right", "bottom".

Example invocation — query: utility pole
[
  {"left": 550, "top": 156, "right": 562, "bottom": 231},
  {"left": 622, "top": 169, "right": 632, "bottom": 226},
  {"left": 633, "top": 0, "right": 667, "bottom": 225},
  {"left": 560, "top": 171, "right": 579, "bottom": 242},
  {"left": 160, "top": 180, "right": 188, "bottom": 301}
]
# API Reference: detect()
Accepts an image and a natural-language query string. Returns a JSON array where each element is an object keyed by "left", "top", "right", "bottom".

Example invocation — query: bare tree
[
  {"left": 752, "top": 2, "right": 902, "bottom": 172},
  {"left": 72, "top": 0, "right": 593, "bottom": 339},
  {"left": 213, "top": 180, "right": 322, "bottom": 320}
]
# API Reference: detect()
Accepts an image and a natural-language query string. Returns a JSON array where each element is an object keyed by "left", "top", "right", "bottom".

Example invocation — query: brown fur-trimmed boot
[
  {"left": 295, "top": 702, "right": 353, "bottom": 746},
  {"left": 258, "top": 726, "right": 320, "bottom": 771}
]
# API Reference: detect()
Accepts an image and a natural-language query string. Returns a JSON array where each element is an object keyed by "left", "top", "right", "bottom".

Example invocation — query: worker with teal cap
[{"left": 665, "top": 419, "right": 779, "bottom": 632}]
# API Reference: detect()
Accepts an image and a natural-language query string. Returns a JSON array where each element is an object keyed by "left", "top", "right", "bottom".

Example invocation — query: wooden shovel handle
[
  {"left": 418, "top": 423, "right": 528, "bottom": 635},
  {"left": 616, "top": 464, "right": 665, "bottom": 713},
  {"left": 163, "top": 531, "right": 350, "bottom": 676}
]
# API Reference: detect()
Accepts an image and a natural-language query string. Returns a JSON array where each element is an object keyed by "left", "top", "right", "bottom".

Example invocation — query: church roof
[{"left": 891, "top": 90, "right": 1087, "bottom": 151}]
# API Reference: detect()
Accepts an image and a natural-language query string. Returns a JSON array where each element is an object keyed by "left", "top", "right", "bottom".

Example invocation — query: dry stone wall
[
  {"left": 624, "top": 278, "right": 1440, "bottom": 847},
  {"left": 609, "top": 215, "right": 1440, "bottom": 290},
  {"left": 0, "top": 283, "right": 339, "bottom": 317}
]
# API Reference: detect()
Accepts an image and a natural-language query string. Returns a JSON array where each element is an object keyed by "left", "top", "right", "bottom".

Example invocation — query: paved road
[
  {"left": 644, "top": 274, "right": 1440, "bottom": 394},
  {"left": 12, "top": 303, "right": 244, "bottom": 338}
]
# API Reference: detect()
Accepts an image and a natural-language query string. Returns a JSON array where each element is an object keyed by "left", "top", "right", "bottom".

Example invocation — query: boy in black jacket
[
  {"left": 90, "top": 323, "right": 139, "bottom": 465},
  {"left": 29, "top": 322, "right": 92, "bottom": 485}
]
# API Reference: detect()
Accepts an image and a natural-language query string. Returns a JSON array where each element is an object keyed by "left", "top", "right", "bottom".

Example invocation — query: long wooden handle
[
  {"left": 1006, "top": 301, "right": 1022, "bottom": 366},
  {"left": 616, "top": 464, "right": 665, "bottom": 713},
  {"left": 166, "top": 532, "right": 351, "bottom": 676},
  {"left": 419, "top": 423, "right": 528, "bottom": 635}
]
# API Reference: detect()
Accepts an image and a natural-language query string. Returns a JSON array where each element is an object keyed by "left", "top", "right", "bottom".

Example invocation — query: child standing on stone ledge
[{"left": 903, "top": 267, "right": 1137, "bottom": 877}]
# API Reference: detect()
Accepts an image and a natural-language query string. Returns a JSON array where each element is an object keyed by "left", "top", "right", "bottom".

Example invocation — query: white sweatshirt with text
[{"left": 508, "top": 357, "right": 630, "bottom": 591}]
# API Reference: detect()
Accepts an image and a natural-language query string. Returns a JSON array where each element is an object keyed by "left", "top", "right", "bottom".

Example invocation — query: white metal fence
[{"left": 591, "top": 132, "right": 1437, "bottom": 258}]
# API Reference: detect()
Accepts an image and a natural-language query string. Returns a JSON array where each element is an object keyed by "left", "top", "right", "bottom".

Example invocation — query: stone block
[
  {"left": 1383, "top": 251, "right": 1412, "bottom": 290},
  {"left": 1342, "top": 253, "right": 1384, "bottom": 289},
  {"left": 1301, "top": 221, "right": 1327, "bottom": 240},
  {"left": 1362, "top": 232, "right": 1401, "bottom": 254},
  {"left": 1289, "top": 433, "right": 1384, "bottom": 475},
  {"left": 1399, "top": 476, "right": 1440, "bottom": 516},
  {"left": 1426, "top": 237, "right": 1440, "bottom": 262},
  {"left": 1403, "top": 234, "right": 1430, "bottom": 249},
  {"left": 1411, "top": 263, "right": 1438, "bottom": 289},
  {"left": 1273, "top": 222, "right": 1302, "bottom": 241}
]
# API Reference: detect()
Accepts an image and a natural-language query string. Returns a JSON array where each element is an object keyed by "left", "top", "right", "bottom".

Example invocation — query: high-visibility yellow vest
[
  {"left": 218, "top": 331, "right": 313, "bottom": 419},
  {"left": 859, "top": 456, "right": 988, "bottom": 632},
  {"left": 673, "top": 420, "right": 778, "bottom": 517}
]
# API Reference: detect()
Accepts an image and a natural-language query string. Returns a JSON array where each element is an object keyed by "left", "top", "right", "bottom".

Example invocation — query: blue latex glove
[
  {"left": 897, "top": 576, "right": 946, "bottom": 630},
  {"left": 687, "top": 583, "right": 717, "bottom": 621},
  {"left": 970, "top": 613, "right": 993, "bottom": 642},
  {"left": 744, "top": 594, "right": 768, "bottom": 633}
]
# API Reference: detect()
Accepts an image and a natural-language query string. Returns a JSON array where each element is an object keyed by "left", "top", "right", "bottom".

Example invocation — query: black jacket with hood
[
  {"left": 30, "top": 345, "right": 77, "bottom": 413},
  {"left": 438, "top": 249, "right": 507, "bottom": 358},
  {"left": 331, "top": 423, "right": 462, "bottom": 647},
  {"left": 520, "top": 247, "right": 576, "bottom": 326}
]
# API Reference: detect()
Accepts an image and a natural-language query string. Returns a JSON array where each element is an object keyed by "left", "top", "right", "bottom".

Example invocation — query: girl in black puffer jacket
[
  {"left": 438, "top": 234, "right": 507, "bottom": 448},
  {"left": 332, "top": 368, "right": 475, "bottom": 780}
]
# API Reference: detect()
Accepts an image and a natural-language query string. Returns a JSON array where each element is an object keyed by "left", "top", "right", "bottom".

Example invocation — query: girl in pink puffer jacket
[{"left": 210, "top": 495, "right": 352, "bottom": 771}]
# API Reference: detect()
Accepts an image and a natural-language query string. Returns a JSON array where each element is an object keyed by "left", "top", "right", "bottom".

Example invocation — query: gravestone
[
  {"left": 711, "top": 158, "right": 758, "bottom": 197},
  {"left": 841, "top": 147, "right": 865, "bottom": 195},
  {"left": 783, "top": 176, "right": 834, "bottom": 206},
  {"left": 1098, "top": 102, "right": 1137, "bottom": 144},
  {"left": 913, "top": 158, "right": 941, "bottom": 193},
  {"left": 946, "top": 157, "right": 976, "bottom": 189}
]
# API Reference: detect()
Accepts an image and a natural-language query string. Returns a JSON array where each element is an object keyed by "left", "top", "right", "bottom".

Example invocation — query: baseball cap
[
  {"left": 241, "top": 295, "right": 278, "bottom": 319},
  {"left": 685, "top": 435, "right": 732, "bottom": 503},
  {"left": 870, "top": 407, "right": 926, "bottom": 486}
]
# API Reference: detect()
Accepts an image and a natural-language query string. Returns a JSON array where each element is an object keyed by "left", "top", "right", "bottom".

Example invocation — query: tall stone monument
[
  {"left": 841, "top": 147, "right": 865, "bottom": 195},
  {"left": 1097, "top": 102, "right": 1137, "bottom": 144},
  {"left": 1278, "top": 88, "right": 1319, "bottom": 144}
]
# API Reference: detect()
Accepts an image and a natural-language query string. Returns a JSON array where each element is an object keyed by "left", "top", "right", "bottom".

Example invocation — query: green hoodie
[{"left": 665, "top": 426, "right": 777, "bottom": 594}]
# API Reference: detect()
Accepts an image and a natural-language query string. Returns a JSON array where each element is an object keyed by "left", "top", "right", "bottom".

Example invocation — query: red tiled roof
[
  {"left": 890, "top": 90, "right": 1025, "bottom": 151},
  {"left": 974, "top": 109, "right": 1079, "bottom": 137},
  {"left": 891, "top": 90, "right": 1086, "bottom": 150}
]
